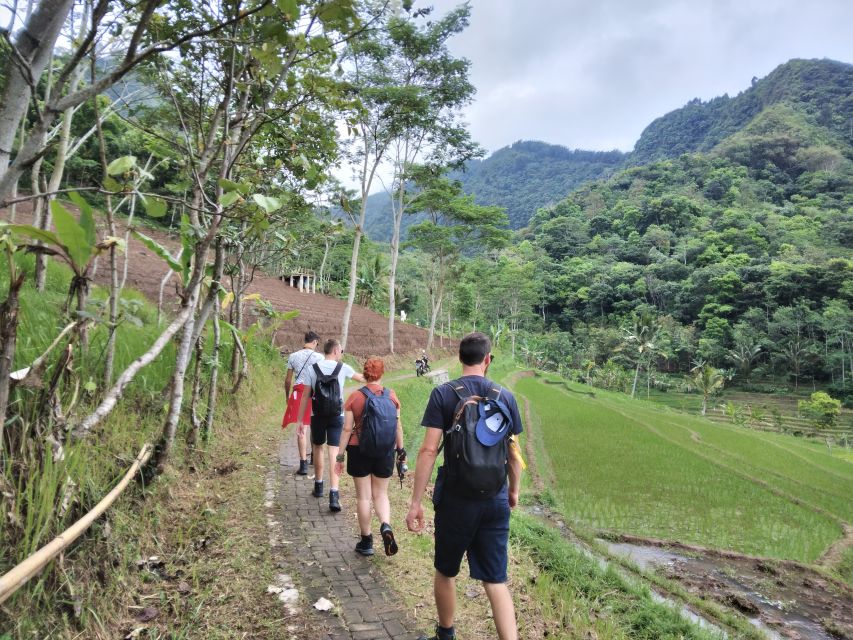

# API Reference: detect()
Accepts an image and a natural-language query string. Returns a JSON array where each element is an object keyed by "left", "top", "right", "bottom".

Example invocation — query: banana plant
[{"left": 1, "top": 193, "right": 123, "bottom": 318}]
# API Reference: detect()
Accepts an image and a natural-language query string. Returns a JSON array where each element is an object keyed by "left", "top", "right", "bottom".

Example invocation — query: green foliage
[{"left": 798, "top": 391, "right": 842, "bottom": 429}]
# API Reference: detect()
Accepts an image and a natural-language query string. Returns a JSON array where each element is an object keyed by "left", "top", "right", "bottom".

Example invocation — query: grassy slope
[{"left": 513, "top": 373, "right": 851, "bottom": 563}]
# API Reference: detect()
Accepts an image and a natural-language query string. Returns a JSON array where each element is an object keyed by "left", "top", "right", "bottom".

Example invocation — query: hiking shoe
[
  {"left": 329, "top": 490, "right": 341, "bottom": 512},
  {"left": 416, "top": 628, "right": 455, "bottom": 640},
  {"left": 312, "top": 481, "right": 324, "bottom": 498},
  {"left": 380, "top": 522, "right": 398, "bottom": 556},
  {"left": 355, "top": 534, "right": 374, "bottom": 556},
  {"left": 297, "top": 459, "right": 308, "bottom": 475}
]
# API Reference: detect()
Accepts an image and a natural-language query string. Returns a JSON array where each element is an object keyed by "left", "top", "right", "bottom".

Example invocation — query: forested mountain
[
  {"left": 517, "top": 76, "right": 852, "bottom": 397},
  {"left": 362, "top": 141, "right": 625, "bottom": 240},
  {"left": 631, "top": 58, "right": 853, "bottom": 164},
  {"left": 362, "top": 59, "right": 852, "bottom": 240}
]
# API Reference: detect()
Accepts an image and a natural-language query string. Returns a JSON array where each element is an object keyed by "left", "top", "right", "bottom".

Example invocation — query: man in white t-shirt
[
  {"left": 298, "top": 338, "right": 365, "bottom": 511},
  {"left": 282, "top": 331, "right": 323, "bottom": 476}
]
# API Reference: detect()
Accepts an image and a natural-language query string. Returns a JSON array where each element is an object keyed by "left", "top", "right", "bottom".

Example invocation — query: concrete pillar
[{"left": 289, "top": 275, "right": 294, "bottom": 287}]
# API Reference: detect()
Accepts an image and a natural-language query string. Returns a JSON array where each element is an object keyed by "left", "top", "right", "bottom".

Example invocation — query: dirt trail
[{"left": 4, "top": 201, "right": 449, "bottom": 357}]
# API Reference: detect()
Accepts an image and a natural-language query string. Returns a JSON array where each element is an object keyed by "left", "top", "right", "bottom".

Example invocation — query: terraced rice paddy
[{"left": 513, "top": 374, "right": 853, "bottom": 563}]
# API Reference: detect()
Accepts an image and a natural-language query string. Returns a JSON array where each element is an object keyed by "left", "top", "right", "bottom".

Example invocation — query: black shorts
[
  {"left": 345, "top": 445, "right": 395, "bottom": 478},
  {"left": 310, "top": 414, "right": 344, "bottom": 446},
  {"left": 432, "top": 469, "right": 511, "bottom": 584}
]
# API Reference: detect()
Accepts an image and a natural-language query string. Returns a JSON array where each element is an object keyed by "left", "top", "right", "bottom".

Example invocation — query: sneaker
[
  {"left": 355, "top": 534, "right": 374, "bottom": 556},
  {"left": 297, "top": 459, "right": 308, "bottom": 475},
  {"left": 380, "top": 522, "right": 398, "bottom": 556},
  {"left": 329, "top": 490, "right": 341, "bottom": 512},
  {"left": 312, "top": 481, "right": 324, "bottom": 498}
]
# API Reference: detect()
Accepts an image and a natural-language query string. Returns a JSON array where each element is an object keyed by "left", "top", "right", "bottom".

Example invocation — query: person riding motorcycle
[{"left": 415, "top": 351, "right": 431, "bottom": 376}]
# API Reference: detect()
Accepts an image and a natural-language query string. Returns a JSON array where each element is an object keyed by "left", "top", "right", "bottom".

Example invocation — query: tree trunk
[
  {"left": 0, "top": 273, "right": 26, "bottom": 439},
  {"left": 427, "top": 294, "right": 441, "bottom": 351},
  {"left": 340, "top": 221, "right": 363, "bottom": 351},
  {"left": 202, "top": 302, "right": 221, "bottom": 443},
  {"left": 186, "top": 336, "right": 204, "bottom": 448},
  {"left": 701, "top": 394, "right": 708, "bottom": 416},
  {"left": 631, "top": 361, "right": 640, "bottom": 398},
  {"left": 0, "top": 0, "right": 74, "bottom": 182},
  {"left": 152, "top": 271, "right": 203, "bottom": 473},
  {"left": 386, "top": 180, "right": 405, "bottom": 354}
]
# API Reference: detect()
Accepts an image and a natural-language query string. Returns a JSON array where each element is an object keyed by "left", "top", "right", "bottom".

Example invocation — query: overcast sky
[{"left": 424, "top": 0, "right": 853, "bottom": 155}]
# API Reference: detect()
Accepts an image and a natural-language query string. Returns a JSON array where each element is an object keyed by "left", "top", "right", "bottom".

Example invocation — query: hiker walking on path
[
  {"left": 282, "top": 331, "right": 323, "bottom": 476},
  {"left": 298, "top": 339, "right": 365, "bottom": 511},
  {"left": 407, "top": 332, "right": 524, "bottom": 640},
  {"left": 335, "top": 357, "right": 406, "bottom": 557}
]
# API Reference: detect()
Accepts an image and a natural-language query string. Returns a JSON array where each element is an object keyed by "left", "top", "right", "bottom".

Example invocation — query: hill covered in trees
[
  {"left": 362, "top": 58, "right": 852, "bottom": 240},
  {"left": 362, "top": 141, "right": 625, "bottom": 240},
  {"left": 631, "top": 58, "right": 853, "bottom": 165}
]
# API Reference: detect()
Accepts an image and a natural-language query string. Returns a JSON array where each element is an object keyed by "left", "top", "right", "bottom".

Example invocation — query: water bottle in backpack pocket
[
  {"left": 312, "top": 362, "right": 343, "bottom": 417},
  {"left": 358, "top": 386, "right": 398, "bottom": 457},
  {"left": 441, "top": 380, "right": 513, "bottom": 499}
]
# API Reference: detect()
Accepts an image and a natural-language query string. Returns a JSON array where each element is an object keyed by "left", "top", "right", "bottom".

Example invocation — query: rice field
[{"left": 513, "top": 374, "right": 852, "bottom": 563}]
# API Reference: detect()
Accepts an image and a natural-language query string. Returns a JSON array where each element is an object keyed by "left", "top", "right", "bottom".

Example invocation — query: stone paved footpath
[{"left": 271, "top": 435, "right": 424, "bottom": 640}]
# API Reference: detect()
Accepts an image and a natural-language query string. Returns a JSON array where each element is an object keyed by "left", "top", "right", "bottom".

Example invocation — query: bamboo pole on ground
[{"left": 0, "top": 443, "right": 153, "bottom": 604}]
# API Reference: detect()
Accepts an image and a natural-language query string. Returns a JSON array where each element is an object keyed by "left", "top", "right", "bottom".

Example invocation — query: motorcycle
[{"left": 415, "top": 358, "right": 431, "bottom": 377}]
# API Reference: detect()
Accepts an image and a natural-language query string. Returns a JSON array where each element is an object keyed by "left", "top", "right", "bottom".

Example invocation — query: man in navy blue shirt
[{"left": 407, "top": 332, "right": 523, "bottom": 640}]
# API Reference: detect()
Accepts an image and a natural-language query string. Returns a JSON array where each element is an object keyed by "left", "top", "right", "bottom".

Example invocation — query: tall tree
[
  {"left": 339, "top": 3, "right": 479, "bottom": 351},
  {"left": 406, "top": 168, "right": 507, "bottom": 349}
]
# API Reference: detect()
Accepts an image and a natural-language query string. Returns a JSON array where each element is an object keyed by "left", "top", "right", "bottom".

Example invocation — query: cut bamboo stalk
[{"left": 0, "top": 443, "right": 153, "bottom": 604}]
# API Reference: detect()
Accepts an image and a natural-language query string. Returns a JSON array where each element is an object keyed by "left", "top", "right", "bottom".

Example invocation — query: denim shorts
[
  {"left": 433, "top": 479, "right": 511, "bottom": 583},
  {"left": 310, "top": 414, "right": 344, "bottom": 446}
]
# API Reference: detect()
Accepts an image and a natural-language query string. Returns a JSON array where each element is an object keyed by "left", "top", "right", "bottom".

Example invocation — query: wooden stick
[{"left": 0, "top": 443, "right": 153, "bottom": 604}]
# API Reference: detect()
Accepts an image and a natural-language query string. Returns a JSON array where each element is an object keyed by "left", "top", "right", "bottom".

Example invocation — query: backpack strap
[
  {"left": 486, "top": 384, "right": 503, "bottom": 403},
  {"left": 446, "top": 378, "right": 469, "bottom": 402}
]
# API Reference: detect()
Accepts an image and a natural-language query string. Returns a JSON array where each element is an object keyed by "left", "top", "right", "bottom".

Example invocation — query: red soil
[{"left": 3, "top": 201, "right": 441, "bottom": 357}]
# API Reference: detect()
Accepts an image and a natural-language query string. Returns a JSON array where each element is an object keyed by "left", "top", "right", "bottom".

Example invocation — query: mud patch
[{"left": 604, "top": 539, "right": 853, "bottom": 639}]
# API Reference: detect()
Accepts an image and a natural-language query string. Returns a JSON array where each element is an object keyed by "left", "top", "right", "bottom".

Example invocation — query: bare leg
[
  {"left": 353, "top": 475, "right": 372, "bottom": 535},
  {"left": 297, "top": 424, "right": 308, "bottom": 460},
  {"left": 483, "top": 582, "right": 517, "bottom": 640},
  {"left": 434, "top": 571, "right": 456, "bottom": 629},
  {"left": 328, "top": 445, "right": 340, "bottom": 490},
  {"left": 371, "top": 475, "right": 391, "bottom": 525},
  {"left": 313, "top": 443, "right": 324, "bottom": 482}
]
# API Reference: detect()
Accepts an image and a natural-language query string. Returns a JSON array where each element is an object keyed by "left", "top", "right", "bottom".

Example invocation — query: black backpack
[
  {"left": 440, "top": 380, "right": 510, "bottom": 499},
  {"left": 312, "top": 362, "right": 343, "bottom": 417},
  {"left": 358, "top": 386, "right": 398, "bottom": 457}
]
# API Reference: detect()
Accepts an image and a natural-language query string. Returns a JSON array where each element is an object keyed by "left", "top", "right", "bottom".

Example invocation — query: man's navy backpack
[
  {"left": 440, "top": 380, "right": 513, "bottom": 499},
  {"left": 312, "top": 362, "right": 343, "bottom": 417},
  {"left": 358, "top": 386, "right": 398, "bottom": 457}
]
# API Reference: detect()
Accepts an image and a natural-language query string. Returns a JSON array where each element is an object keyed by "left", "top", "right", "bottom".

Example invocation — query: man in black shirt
[{"left": 407, "top": 333, "right": 523, "bottom": 640}]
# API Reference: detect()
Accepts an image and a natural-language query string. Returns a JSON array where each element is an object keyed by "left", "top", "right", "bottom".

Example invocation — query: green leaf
[
  {"left": 132, "top": 230, "right": 182, "bottom": 274},
  {"left": 251, "top": 194, "right": 282, "bottom": 213},
  {"left": 51, "top": 201, "right": 90, "bottom": 271},
  {"left": 220, "top": 191, "right": 242, "bottom": 207},
  {"left": 218, "top": 178, "right": 252, "bottom": 195},
  {"left": 277, "top": 0, "right": 298, "bottom": 20},
  {"left": 280, "top": 309, "right": 300, "bottom": 321},
  {"left": 83, "top": 379, "right": 97, "bottom": 394},
  {"left": 103, "top": 176, "right": 123, "bottom": 192},
  {"left": 68, "top": 192, "right": 97, "bottom": 249},
  {"left": 106, "top": 155, "right": 137, "bottom": 176},
  {"left": 143, "top": 195, "right": 168, "bottom": 218},
  {"left": 2, "top": 223, "right": 63, "bottom": 249}
]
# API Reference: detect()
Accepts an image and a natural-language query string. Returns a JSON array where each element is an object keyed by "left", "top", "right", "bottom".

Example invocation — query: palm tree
[
  {"left": 726, "top": 340, "right": 762, "bottom": 381},
  {"left": 689, "top": 364, "right": 725, "bottom": 415},
  {"left": 621, "top": 313, "right": 659, "bottom": 398}
]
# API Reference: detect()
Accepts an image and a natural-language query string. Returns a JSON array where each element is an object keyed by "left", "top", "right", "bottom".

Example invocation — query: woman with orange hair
[{"left": 335, "top": 357, "right": 406, "bottom": 557}]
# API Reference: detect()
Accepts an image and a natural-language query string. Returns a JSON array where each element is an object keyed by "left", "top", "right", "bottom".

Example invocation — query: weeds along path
[{"left": 272, "top": 433, "right": 421, "bottom": 640}]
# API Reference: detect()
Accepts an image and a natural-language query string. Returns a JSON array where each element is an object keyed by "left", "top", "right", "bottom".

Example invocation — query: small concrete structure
[
  {"left": 283, "top": 270, "right": 317, "bottom": 293},
  {"left": 426, "top": 369, "right": 449, "bottom": 385}
]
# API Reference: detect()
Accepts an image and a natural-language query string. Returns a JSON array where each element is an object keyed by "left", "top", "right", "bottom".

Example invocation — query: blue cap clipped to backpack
[{"left": 475, "top": 396, "right": 513, "bottom": 447}]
